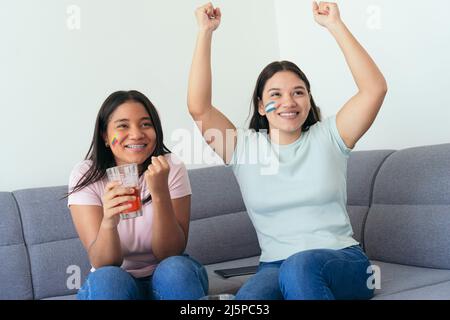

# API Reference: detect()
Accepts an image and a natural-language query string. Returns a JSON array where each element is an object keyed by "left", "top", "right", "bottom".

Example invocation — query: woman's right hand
[
  {"left": 101, "top": 181, "right": 136, "bottom": 229},
  {"left": 195, "top": 2, "right": 221, "bottom": 32}
]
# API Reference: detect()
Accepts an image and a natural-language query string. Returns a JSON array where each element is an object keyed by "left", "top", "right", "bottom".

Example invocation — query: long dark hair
[
  {"left": 66, "top": 90, "right": 170, "bottom": 205},
  {"left": 249, "top": 61, "right": 321, "bottom": 133}
]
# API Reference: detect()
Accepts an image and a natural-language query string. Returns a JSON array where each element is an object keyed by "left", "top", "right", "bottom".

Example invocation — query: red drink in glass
[{"left": 122, "top": 187, "right": 142, "bottom": 214}]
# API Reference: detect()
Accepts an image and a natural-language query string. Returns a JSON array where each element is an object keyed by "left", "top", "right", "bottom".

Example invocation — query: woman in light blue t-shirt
[{"left": 188, "top": 2, "right": 387, "bottom": 300}]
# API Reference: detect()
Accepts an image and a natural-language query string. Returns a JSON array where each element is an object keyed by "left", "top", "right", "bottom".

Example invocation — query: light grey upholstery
[{"left": 1, "top": 144, "right": 449, "bottom": 299}]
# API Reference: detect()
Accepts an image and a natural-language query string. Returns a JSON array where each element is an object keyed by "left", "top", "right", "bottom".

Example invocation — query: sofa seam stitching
[
  {"left": 11, "top": 193, "right": 36, "bottom": 300},
  {"left": 27, "top": 237, "right": 81, "bottom": 247},
  {"left": 361, "top": 150, "right": 396, "bottom": 252},
  {"left": 0, "top": 241, "right": 26, "bottom": 248}
]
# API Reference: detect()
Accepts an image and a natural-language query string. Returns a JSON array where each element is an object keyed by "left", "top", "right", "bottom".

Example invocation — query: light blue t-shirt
[{"left": 229, "top": 116, "right": 359, "bottom": 262}]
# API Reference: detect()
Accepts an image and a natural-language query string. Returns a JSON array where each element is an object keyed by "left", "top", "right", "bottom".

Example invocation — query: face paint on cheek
[
  {"left": 265, "top": 101, "right": 276, "bottom": 114},
  {"left": 111, "top": 133, "right": 119, "bottom": 147}
]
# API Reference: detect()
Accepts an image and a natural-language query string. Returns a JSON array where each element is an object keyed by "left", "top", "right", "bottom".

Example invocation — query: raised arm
[
  {"left": 313, "top": 2, "right": 388, "bottom": 149},
  {"left": 188, "top": 2, "right": 237, "bottom": 164}
]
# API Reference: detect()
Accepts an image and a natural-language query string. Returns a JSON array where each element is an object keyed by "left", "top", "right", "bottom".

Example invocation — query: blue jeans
[
  {"left": 235, "top": 245, "right": 374, "bottom": 300},
  {"left": 77, "top": 255, "right": 208, "bottom": 300}
]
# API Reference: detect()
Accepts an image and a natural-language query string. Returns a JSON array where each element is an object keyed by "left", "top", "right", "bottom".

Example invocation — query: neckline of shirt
[{"left": 268, "top": 130, "right": 309, "bottom": 150}]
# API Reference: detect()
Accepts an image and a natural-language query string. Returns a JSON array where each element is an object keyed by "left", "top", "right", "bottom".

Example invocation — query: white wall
[
  {"left": 0, "top": 0, "right": 279, "bottom": 191},
  {"left": 275, "top": 0, "right": 450, "bottom": 151},
  {"left": 2, "top": 0, "right": 449, "bottom": 191}
]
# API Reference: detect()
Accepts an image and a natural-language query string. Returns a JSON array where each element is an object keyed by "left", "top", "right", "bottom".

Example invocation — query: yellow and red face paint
[{"left": 111, "top": 133, "right": 120, "bottom": 147}]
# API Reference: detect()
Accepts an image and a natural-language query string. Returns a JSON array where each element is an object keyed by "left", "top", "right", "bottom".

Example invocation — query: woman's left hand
[
  {"left": 312, "top": 1, "right": 342, "bottom": 29},
  {"left": 145, "top": 156, "right": 170, "bottom": 196}
]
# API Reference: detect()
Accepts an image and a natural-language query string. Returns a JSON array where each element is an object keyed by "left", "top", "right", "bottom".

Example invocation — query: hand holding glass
[{"left": 106, "top": 163, "right": 143, "bottom": 219}]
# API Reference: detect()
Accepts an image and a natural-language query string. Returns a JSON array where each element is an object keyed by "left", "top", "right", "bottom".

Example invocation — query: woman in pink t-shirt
[{"left": 67, "top": 90, "right": 208, "bottom": 300}]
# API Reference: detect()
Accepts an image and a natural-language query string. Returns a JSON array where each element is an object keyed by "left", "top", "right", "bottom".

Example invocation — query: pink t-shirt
[{"left": 67, "top": 153, "right": 192, "bottom": 278}]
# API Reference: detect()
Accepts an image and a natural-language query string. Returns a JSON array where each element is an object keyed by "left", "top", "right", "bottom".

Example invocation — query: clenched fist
[
  {"left": 195, "top": 2, "right": 221, "bottom": 32},
  {"left": 312, "top": 2, "right": 342, "bottom": 29},
  {"left": 145, "top": 155, "right": 170, "bottom": 197}
]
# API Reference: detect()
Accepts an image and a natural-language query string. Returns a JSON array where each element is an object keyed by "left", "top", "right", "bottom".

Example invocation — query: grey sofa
[{"left": 1, "top": 143, "right": 450, "bottom": 300}]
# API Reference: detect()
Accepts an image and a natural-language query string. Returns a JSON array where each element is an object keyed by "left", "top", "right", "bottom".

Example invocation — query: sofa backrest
[
  {"left": 0, "top": 192, "right": 33, "bottom": 299},
  {"left": 0, "top": 166, "right": 259, "bottom": 299},
  {"left": 185, "top": 166, "right": 261, "bottom": 265},
  {"left": 364, "top": 144, "right": 450, "bottom": 269},
  {"left": 3, "top": 144, "right": 447, "bottom": 299},
  {"left": 12, "top": 187, "right": 91, "bottom": 300},
  {"left": 346, "top": 150, "right": 395, "bottom": 247}
]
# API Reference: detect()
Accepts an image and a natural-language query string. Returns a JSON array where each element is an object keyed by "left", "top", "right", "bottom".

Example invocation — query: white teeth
[
  {"left": 279, "top": 112, "right": 298, "bottom": 117},
  {"left": 125, "top": 145, "right": 146, "bottom": 149}
]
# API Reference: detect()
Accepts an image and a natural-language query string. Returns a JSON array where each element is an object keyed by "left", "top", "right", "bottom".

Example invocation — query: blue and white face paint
[{"left": 265, "top": 101, "right": 276, "bottom": 114}]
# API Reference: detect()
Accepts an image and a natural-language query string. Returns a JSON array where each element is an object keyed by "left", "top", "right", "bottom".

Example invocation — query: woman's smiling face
[
  {"left": 259, "top": 71, "right": 311, "bottom": 144},
  {"left": 105, "top": 101, "right": 157, "bottom": 166}
]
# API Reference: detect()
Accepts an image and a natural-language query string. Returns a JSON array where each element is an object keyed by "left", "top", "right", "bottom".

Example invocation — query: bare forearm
[
  {"left": 328, "top": 21, "right": 387, "bottom": 93},
  {"left": 89, "top": 223, "right": 123, "bottom": 269},
  {"left": 151, "top": 191, "right": 186, "bottom": 260},
  {"left": 188, "top": 30, "right": 214, "bottom": 116}
]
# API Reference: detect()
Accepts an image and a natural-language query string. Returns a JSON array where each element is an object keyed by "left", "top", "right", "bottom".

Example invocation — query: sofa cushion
[
  {"left": 346, "top": 150, "right": 394, "bottom": 245},
  {"left": 27, "top": 238, "right": 90, "bottom": 299},
  {"left": 188, "top": 166, "right": 246, "bottom": 220},
  {"left": 370, "top": 260, "right": 450, "bottom": 299},
  {"left": 0, "top": 244, "right": 33, "bottom": 299},
  {"left": 347, "top": 150, "right": 396, "bottom": 206},
  {"left": 13, "top": 187, "right": 91, "bottom": 299},
  {"left": 365, "top": 144, "right": 450, "bottom": 268},
  {"left": 186, "top": 167, "right": 260, "bottom": 265},
  {"left": 205, "top": 256, "right": 260, "bottom": 295},
  {"left": 0, "top": 192, "right": 26, "bottom": 245},
  {"left": 206, "top": 258, "right": 450, "bottom": 299},
  {"left": 13, "top": 187, "right": 79, "bottom": 244},
  {"left": 0, "top": 192, "right": 33, "bottom": 299},
  {"left": 42, "top": 294, "right": 77, "bottom": 300},
  {"left": 186, "top": 211, "right": 260, "bottom": 265},
  {"left": 373, "top": 280, "right": 450, "bottom": 300}
]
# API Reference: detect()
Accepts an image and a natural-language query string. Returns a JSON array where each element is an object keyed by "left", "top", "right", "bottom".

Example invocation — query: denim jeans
[
  {"left": 77, "top": 255, "right": 208, "bottom": 300},
  {"left": 235, "top": 245, "right": 374, "bottom": 300}
]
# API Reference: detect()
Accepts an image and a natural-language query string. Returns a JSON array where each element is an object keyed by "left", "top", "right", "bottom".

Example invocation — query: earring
[{"left": 105, "top": 142, "right": 109, "bottom": 148}]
